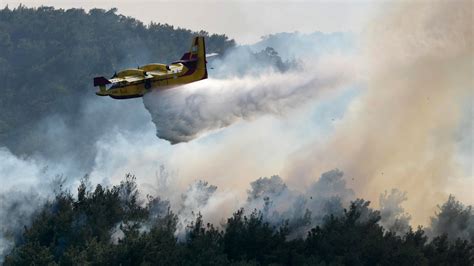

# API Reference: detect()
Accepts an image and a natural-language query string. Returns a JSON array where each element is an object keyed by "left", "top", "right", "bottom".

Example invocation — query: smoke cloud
[
  {"left": 0, "top": 149, "right": 69, "bottom": 260},
  {"left": 428, "top": 195, "right": 474, "bottom": 243},
  {"left": 285, "top": 0, "right": 473, "bottom": 226},
  {"left": 1, "top": 1, "right": 472, "bottom": 261},
  {"left": 0, "top": 190, "right": 43, "bottom": 261},
  {"left": 176, "top": 180, "right": 217, "bottom": 237},
  {"left": 242, "top": 169, "right": 354, "bottom": 238},
  {"left": 379, "top": 189, "right": 411, "bottom": 235}
]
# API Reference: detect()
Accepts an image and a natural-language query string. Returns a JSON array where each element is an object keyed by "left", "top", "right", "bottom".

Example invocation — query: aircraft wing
[{"left": 93, "top": 74, "right": 153, "bottom": 87}]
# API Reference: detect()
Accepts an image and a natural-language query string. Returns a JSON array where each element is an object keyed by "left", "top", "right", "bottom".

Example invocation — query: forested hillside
[
  {"left": 4, "top": 176, "right": 473, "bottom": 265},
  {"left": 1, "top": 5, "right": 473, "bottom": 266},
  {"left": 0, "top": 5, "right": 234, "bottom": 154}
]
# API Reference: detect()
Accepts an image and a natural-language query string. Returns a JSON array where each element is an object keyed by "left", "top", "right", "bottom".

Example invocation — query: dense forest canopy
[{"left": 3, "top": 175, "right": 474, "bottom": 265}]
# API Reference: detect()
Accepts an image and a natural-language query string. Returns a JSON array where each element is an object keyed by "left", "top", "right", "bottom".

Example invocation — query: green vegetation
[
  {"left": 1, "top": 6, "right": 473, "bottom": 265},
  {"left": 4, "top": 175, "right": 473, "bottom": 265},
  {"left": 0, "top": 5, "right": 234, "bottom": 154}
]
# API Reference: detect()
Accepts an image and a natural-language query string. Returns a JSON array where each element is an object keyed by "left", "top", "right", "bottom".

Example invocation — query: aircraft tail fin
[{"left": 179, "top": 36, "right": 207, "bottom": 80}]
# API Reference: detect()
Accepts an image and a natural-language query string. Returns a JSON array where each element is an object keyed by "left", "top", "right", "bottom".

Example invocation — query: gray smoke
[
  {"left": 176, "top": 180, "right": 218, "bottom": 238},
  {"left": 0, "top": 34, "right": 356, "bottom": 256},
  {"left": 148, "top": 196, "right": 171, "bottom": 222},
  {"left": 0, "top": 191, "right": 42, "bottom": 261},
  {"left": 1, "top": 14, "right": 471, "bottom": 261},
  {"left": 378, "top": 189, "right": 411, "bottom": 236},
  {"left": 428, "top": 195, "right": 474, "bottom": 243},
  {"left": 0, "top": 175, "right": 66, "bottom": 262},
  {"left": 196, "top": 169, "right": 414, "bottom": 239},
  {"left": 249, "top": 31, "right": 355, "bottom": 61},
  {"left": 242, "top": 170, "right": 354, "bottom": 238}
]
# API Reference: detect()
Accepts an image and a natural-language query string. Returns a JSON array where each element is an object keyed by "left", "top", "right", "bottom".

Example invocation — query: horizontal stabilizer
[
  {"left": 206, "top": 53, "right": 219, "bottom": 58},
  {"left": 93, "top": 76, "right": 111, "bottom": 86}
]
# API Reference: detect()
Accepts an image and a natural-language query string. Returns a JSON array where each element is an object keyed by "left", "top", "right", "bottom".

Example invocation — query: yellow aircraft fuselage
[{"left": 93, "top": 36, "right": 208, "bottom": 99}]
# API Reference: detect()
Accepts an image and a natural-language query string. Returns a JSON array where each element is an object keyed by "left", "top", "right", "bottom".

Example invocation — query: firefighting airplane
[{"left": 93, "top": 36, "right": 208, "bottom": 99}]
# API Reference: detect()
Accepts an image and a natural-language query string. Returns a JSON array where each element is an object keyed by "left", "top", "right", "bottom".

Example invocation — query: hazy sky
[{"left": 2, "top": 0, "right": 380, "bottom": 44}]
